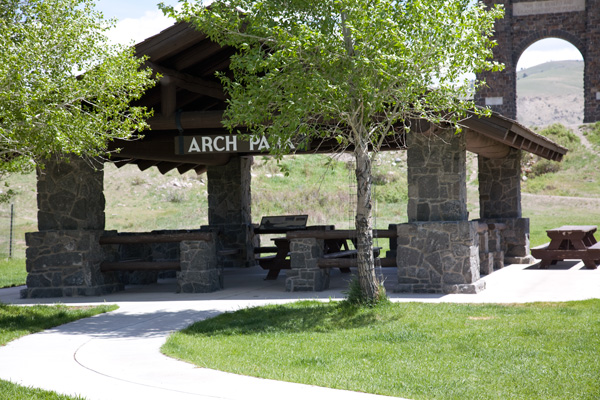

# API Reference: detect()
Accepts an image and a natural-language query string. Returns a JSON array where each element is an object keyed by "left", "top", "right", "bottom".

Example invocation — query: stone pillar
[
  {"left": 478, "top": 226, "right": 494, "bottom": 276},
  {"left": 474, "top": 0, "right": 516, "bottom": 119},
  {"left": 23, "top": 158, "right": 122, "bottom": 298},
  {"left": 286, "top": 237, "right": 329, "bottom": 292},
  {"left": 585, "top": 0, "right": 600, "bottom": 122},
  {"left": 479, "top": 148, "right": 522, "bottom": 219},
  {"left": 397, "top": 126, "right": 482, "bottom": 293},
  {"left": 478, "top": 149, "right": 531, "bottom": 263},
  {"left": 207, "top": 156, "right": 253, "bottom": 268},
  {"left": 407, "top": 126, "right": 468, "bottom": 222},
  {"left": 395, "top": 221, "right": 483, "bottom": 294},
  {"left": 177, "top": 238, "right": 221, "bottom": 293}
]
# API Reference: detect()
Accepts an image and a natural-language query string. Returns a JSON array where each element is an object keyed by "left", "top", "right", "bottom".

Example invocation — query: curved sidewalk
[{"left": 0, "top": 262, "right": 598, "bottom": 400}]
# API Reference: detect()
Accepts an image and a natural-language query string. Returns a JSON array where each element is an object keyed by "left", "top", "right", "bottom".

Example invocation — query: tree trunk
[{"left": 354, "top": 132, "right": 380, "bottom": 302}]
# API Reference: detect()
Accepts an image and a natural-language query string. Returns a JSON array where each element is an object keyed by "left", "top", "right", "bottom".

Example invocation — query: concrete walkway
[{"left": 0, "top": 262, "right": 598, "bottom": 400}]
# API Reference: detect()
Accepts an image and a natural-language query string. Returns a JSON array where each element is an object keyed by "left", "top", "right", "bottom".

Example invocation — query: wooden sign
[{"left": 174, "top": 134, "right": 302, "bottom": 155}]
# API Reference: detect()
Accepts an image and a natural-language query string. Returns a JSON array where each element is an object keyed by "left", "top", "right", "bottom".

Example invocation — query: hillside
[{"left": 516, "top": 60, "right": 584, "bottom": 127}]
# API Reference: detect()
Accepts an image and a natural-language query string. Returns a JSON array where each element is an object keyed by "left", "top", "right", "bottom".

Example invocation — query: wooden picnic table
[
  {"left": 258, "top": 237, "right": 356, "bottom": 280},
  {"left": 531, "top": 225, "right": 600, "bottom": 269}
]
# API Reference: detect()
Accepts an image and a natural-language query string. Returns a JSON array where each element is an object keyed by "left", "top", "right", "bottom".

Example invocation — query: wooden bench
[
  {"left": 288, "top": 229, "right": 397, "bottom": 270},
  {"left": 318, "top": 247, "right": 382, "bottom": 270},
  {"left": 99, "top": 231, "right": 218, "bottom": 272},
  {"left": 531, "top": 225, "right": 600, "bottom": 269}
]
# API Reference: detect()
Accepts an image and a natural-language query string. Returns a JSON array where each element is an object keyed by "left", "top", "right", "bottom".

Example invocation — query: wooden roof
[{"left": 107, "top": 22, "right": 567, "bottom": 175}]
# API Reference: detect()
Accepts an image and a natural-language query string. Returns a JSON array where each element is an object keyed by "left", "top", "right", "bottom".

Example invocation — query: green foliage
[
  {"left": 0, "top": 0, "right": 156, "bottom": 173},
  {"left": 162, "top": 0, "right": 504, "bottom": 152},
  {"left": 522, "top": 124, "right": 600, "bottom": 197},
  {"left": 538, "top": 123, "right": 580, "bottom": 148},
  {"left": 523, "top": 124, "right": 578, "bottom": 180},
  {"left": 582, "top": 121, "right": 600, "bottom": 147},
  {"left": 163, "top": 300, "right": 600, "bottom": 399},
  {"left": 162, "top": 0, "right": 504, "bottom": 303},
  {"left": 528, "top": 159, "right": 561, "bottom": 178}
]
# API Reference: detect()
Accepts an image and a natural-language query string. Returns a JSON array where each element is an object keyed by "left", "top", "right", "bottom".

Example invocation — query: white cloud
[{"left": 105, "top": 10, "right": 177, "bottom": 46}]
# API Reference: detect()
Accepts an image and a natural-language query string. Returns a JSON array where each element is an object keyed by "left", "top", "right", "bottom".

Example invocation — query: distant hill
[{"left": 516, "top": 60, "right": 584, "bottom": 127}]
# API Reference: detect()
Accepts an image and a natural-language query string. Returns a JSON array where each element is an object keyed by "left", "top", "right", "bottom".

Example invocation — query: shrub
[
  {"left": 538, "top": 123, "right": 579, "bottom": 147},
  {"left": 529, "top": 159, "right": 561, "bottom": 178}
]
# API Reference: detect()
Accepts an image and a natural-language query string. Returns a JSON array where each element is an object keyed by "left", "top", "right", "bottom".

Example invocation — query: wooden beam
[
  {"left": 110, "top": 137, "right": 232, "bottom": 165},
  {"left": 147, "top": 110, "right": 226, "bottom": 130},
  {"left": 148, "top": 62, "right": 226, "bottom": 100},
  {"left": 135, "top": 22, "right": 207, "bottom": 63},
  {"left": 101, "top": 261, "right": 181, "bottom": 272},
  {"left": 100, "top": 231, "right": 213, "bottom": 245},
  {"left": 170, "top": 40, "right": 225, "bottom": 71},
  {"left": 177, "top": 164, "right": 196, "bottom": 174},
  {"left": 136, "top": 160, "right": 159, "bottom": 171},
  {"left": 157, "top": 162, "right": 182, "bottom": 174},
  {"left": 160, "top": 75, "right": 177, "bottom": 118},
  {"left": 287, "top": 229, "right": 397, "bottom": 240},
  {"left": 465, "top": 130, "right": 511, "bottom": 159}
]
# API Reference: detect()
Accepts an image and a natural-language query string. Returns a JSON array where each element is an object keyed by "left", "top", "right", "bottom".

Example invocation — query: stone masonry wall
[
  {"left": 37, "top": 158, "right": 105, "bottom": 230},
  {"left": 177, "top": 239, "right": 221, "bottom": 293},
  {"left": 476, "top": 0, "right": 600, "bottom": 122},
  {"left": 407, "top": 127, "right": 468, "bottom": 222},
  {"left": 23, "top": 157, "right": 117, "bottom": 298},
  {"left": 286, "top": 237, "right": 329, "bottom": 292},
  {"left": 479, "top": 149, "right": 522, "bottom": 219},
  {"left": 207, "top": 156, "right": 254, "bottom": 268},
  {"left": 395, "top": 221, "right": 484, "bottom": 294},
  {"left": 24, "top": 230, "right": 122, "bottom": 298}
]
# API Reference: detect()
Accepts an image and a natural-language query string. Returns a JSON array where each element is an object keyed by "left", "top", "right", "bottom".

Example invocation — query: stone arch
[
  {"left": 475, "top": 0, "right": 600, "bottom": 123},
  {"left": 513, "top": 30, "right": 585, "bottom": 67}
]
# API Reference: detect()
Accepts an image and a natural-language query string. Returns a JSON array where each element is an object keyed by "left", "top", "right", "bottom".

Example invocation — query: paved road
[{"left": 0, "top": 263, "right": 598, "bottom": 400}]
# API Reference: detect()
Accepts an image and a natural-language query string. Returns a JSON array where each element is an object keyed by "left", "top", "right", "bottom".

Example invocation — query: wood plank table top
[{"left": 531, "top": 225, "right": 599, "bottom": 269}]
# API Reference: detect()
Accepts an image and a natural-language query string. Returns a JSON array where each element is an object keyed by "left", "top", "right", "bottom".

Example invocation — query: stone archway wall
[{"left": 475, "top": 0, "right": 600, "bottom": 123}]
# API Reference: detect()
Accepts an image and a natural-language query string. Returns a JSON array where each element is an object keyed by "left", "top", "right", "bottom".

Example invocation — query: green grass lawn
[
  {"left": 0, "top": 258, "right": 27, "bottom": 288},
  {"left": 163, "top": 300, "right": 600, "bottom": 400},
  {"left": 0, "top": 303, "right": 118, "bottom": 399}
]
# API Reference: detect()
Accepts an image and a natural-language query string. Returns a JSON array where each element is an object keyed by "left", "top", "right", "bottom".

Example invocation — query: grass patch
[
  {"left": 0, "top": 380, "right": 86, "bottom": 400},
  {"left": 0, "top": 258, "right": 27, "bottom": 288},
  {"left": 0, "top": 303, "right": 118, "bottom": 346},
  {"left": 163, "top": 300, "right": 600, "bottom": 400},
  {"left": 0, "top": 303, "right": 118, "bottom": 399}
]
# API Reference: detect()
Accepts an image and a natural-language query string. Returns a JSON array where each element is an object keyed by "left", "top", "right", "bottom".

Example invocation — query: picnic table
[
  {"left": 531, "top": 225, "right": 600, "bottom": 269},
  {"left": 258, "top": 236, "right": 358, "bottom": 280}
]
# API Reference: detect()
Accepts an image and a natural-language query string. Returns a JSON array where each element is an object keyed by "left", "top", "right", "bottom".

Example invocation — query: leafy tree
[
  {"left": 162, "top": 0, "right": 504, "bottom": 303},
  {"left": 0, "top": 0, "right": 155, "bottom": 177}
]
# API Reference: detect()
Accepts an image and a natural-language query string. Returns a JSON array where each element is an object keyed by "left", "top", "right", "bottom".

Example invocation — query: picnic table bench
[
  {"left": 254, "top": 217, "right": 395, "bottom": 279},
  {"left": 254, "top": 215, "right": 309, "bottom": 279},
  {"left": 530, "top": 225, "right": 600, "bottom": 269}
]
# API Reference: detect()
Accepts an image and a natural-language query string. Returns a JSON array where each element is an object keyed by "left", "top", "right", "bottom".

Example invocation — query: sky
[{"left": 95, "top": 0, "right": 584, "bottom": 70}]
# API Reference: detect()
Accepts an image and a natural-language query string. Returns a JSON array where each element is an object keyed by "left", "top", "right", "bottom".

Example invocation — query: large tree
[
  {"left": 162, "top": 0, "right": 503, "bottom": 303},
  {"left": 0, "top": 0, "right": 155, "bottom": 176}
]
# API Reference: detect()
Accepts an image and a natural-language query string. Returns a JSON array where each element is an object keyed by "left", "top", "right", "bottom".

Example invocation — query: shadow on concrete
[
  {"left": 49, "top": 308, "right": 224, "bottom": 339},
  {"left": 1, "top": 266, "right": 445, "bottom": 305},
  {"left": 525, "top": 260, "right": 588, "bottom": 271}
]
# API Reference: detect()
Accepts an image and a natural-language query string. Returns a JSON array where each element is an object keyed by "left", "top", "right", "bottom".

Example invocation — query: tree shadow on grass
[
  {"left": 180, "top": 300, "right": 395, "bottom": 337},
  {"left": 0, "top": 303, "right": 117, "bottom": 345}
]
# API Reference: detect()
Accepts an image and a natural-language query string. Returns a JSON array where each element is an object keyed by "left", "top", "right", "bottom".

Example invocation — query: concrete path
[{"left": 0, "top": 262, "right": 598, "bottom": 400}]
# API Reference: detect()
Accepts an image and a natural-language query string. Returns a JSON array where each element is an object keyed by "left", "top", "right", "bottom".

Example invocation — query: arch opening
[{"left": 516, "top": 38, "right": 584, "bottom": 127}]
